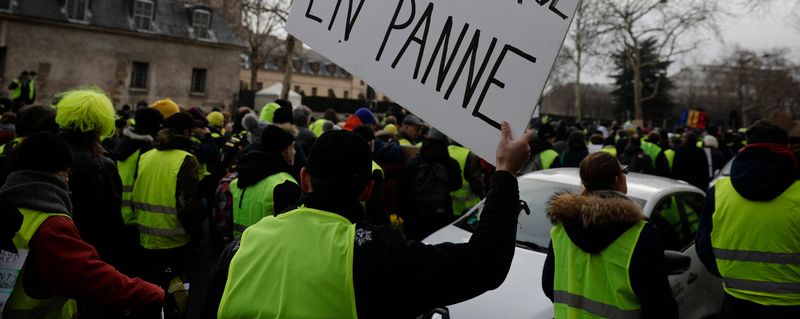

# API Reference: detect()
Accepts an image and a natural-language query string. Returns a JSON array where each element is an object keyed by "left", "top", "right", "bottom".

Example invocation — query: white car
[{"left": 424, "top": 168, "right": 724, "bottom": 319}]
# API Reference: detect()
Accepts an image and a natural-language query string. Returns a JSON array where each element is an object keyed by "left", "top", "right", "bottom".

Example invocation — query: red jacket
[{"left": 24, "top": 216, "right": 164, "bottom": 309}]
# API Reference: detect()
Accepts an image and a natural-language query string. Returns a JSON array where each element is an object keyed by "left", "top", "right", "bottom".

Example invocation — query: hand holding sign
[{"left": 496, "top": 122, "right": 533, "bottom": 173}]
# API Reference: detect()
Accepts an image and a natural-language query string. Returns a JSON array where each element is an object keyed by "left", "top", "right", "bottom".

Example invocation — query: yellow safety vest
[
  {"left": 711, "top": 178, "right": 800, "bottom": 306},
  {"left": 4, "top": 208, "right": 77, "bottom": 319},
  {"left": 552, "top": 221, "right": 645, "bottom": 319},
  {"left": 9, "top": 80, "right": 35, "bottom": 101},
  {"left": 599, "top": 146, "right": 618, "bottom": 158},
  {"left": 218, "top": 207, "right": 358, "bottom": 318},
  {"left": 117, "top": 149, "right": 142, "bottom": 226},
  {"left": 230, "top": 172, "right": 297, "bottom": 238},
  {"left": 539, "top": 149, "right": 560, "bottom": 170},
  {"left": 132, "top": 149, "right": 194, "bottom": 250},
  {"left": 448, "top": 146, "right": 480, "bottom": 215}
]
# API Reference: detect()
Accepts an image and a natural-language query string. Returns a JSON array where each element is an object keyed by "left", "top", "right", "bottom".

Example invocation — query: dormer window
[
  {"left": 134, "top": 0, "right": 154, "bottom": 31},
  {"left": 193, "top": 9, "right": 211, "bottom": 39},
  {"left": 66, "top": 0, "right": 88, "bottom": 21}
]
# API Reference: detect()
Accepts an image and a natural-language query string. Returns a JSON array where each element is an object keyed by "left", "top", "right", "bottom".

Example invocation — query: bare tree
[
  {"left": 240, "top": 0, "right": 289, "bottom": 91},
  {"left": 600, "top": 0, "right": 725, "bottom": 125},
  {"left": 562, "top": 0, "right": 613, "bottom": 121}
]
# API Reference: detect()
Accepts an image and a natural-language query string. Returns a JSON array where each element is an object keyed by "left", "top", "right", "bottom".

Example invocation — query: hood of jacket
[
  {"left": 155, "top": 128, "right": 193, "bottom": 152},
  {"left": 547, "top": 191, "right": 645, "bottom": 253},
  {"left": 730, "top": 145, "right": 798, "bottom": 201},
  {"left": 112, "top": 127, "right": 155, "bottom": 161},
  {"left": 236, "top": 150, "right": 294, "bottom": 188}
]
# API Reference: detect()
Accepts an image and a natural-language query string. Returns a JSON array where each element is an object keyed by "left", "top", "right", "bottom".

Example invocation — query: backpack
[{"left": 414, "top": 162, "right": 451, "bottom": 216}]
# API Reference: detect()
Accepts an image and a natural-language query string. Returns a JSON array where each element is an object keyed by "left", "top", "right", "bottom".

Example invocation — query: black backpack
[{"left": 414, "top": 162, "right": 451, "bottom": 216}]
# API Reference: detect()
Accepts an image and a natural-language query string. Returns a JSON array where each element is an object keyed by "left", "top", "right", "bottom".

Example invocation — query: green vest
[
  {"left": 132, "top": 149, "right": 193, "bottom": 250},
  {"left": 9, "top": 80, "right": 35, "bottom": 101},
  {"left": 398, "top": 138, "right": 412, "bottom": 146},
  {"left": 448, "top": 146, "right": 480, "bottom": 215},
  {"left": 230, "top": 172, "right": 297, "bottom": 238},
  {"left": 659, "top": 197, "right": 698, "bottom": 245},
  {"left": 372, "top": 161, "right": 384, "bottom": 179},
  {"left": 4, "top": 208, "right": 78, "bottom": 319},
  {"left": 117, "top": 149, "right": 142, "bottom": 226},
  {"left": 640, "top": 141, "right": 662, "bottom": 167},
  {"left": 552, "top": 221, "right": 645, "bottom": 319},
  {"left": 711, "top": 178, "right": 800, "bottom": 306},
  {"left": 310, "top": 119, "right": 329, "bottom": 137},
  {"left": 599, "top": 146, "right": 617, "bottom": 157},
  {"left": 539, "top": 149, "right": 559, "bottom": 170},
  {"left": 259, "top": 103, "right": 280, "bottom": 123},
  {"left": 0, "top": 137, "right": 24, "bottom": 155},
  {"left": 664, "top": 149, "right": 675, "bottom": 170},
  {"left": 218, "top": 208, "right": 358, "bottom": 318}
]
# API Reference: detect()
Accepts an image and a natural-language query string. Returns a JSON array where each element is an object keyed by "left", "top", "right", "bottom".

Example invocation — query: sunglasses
[{"left": 620, "top": 165, "right": 630, "bottom": 175}]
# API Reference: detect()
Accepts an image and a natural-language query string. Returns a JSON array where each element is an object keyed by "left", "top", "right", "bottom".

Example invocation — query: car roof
[{"left": 519, "top": 168, "right": 703, "bottom": 205}]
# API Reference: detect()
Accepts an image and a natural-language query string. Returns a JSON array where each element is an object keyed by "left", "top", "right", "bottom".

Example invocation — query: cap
[
  {"left": 134, "top": 107, "right": 164, "bottom": 135},
  {"left": 403, "top": 114, "right": 423, "bottom": 126},
  {"left": 163, "top": 112, "right": 194, "bottom": 133},
  {"left": 272, "top": 107, "right": 293, "bottom": 125},
  {"left": 261, "top": 125, "right": 295, "bottom": 153},
  {"left": 14, "top": 131, "right": 72, "bottom": 174},
  {"left": 355, "top": 108, "right": 377, "bottom": 125},
  {"left": 307, "top": 130, "right": 372, "bottom": 183},
  {"left": 151, "top": 98, "right": 180, "bottom": 119},
  {"left": 207, "top": 111, "right": 224, "bottom": 128},
  {"left": 55, "top": 88, "right": 116, "bottom": 138},
  {"left": 382, "top": 124, "right": 398, "bottom": 136}
]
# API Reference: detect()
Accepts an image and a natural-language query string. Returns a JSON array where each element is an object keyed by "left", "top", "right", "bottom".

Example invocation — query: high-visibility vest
[
  {"left": 664, "top": 149, "right": 675, "bottom": 170},
  {"left": 4, "top": 208, "right": 78, "bottom": 318},
  {"left": 309, "top": 119, "right": 329, "bottom": 137},
  {"left": 9, "top": 80, "right": 35, "bottom": 101},
  {"left": 117, "top": 149, "right": 142, "bottom": 226},
  {"left": 711, "top": 178, "right": 800, "bottom": 306},
  {"left": 230, "top": 172, "right": 297, "bottom": 238},
  {"left": 398, "top": 138, "right": 412, "bottom": 146},
  {"left": 218, "top": 207, "right": 358, "bottom": 318},
  {"left": 448, "top": 146, "right": 481, "bottom": 216},
  {"left": 659, "top": 196, "right": 699, "bottom": 245},
  {"left": 539, "top": 149, "right": 559, "bottom": 170},
  {"left": 132, "top": 149, "right": 193, "bottom": 250},
  {"left": 372, "top": 161, "right": 384, "bottom": 179},
  {"left": 552, "top": 221, "right": 645, "bottom": 319},
  {"left": 0, "top": 137, "right": 24, "bottom": 155},
  {"left": 599, "top": 146, "right": 617, "bottom": 158},
  {"left": 640, "top": 141, "right": 662, "bottom": 167}
]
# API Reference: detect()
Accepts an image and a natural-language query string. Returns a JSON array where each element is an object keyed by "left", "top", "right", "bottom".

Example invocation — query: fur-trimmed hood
[{"left": 547, "top": 190, "right": 646, "bottom": 253}]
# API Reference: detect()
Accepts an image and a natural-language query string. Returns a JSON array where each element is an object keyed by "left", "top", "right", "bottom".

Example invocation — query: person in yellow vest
[
  {"left": 150, "top": 98, "right": 180, "bottom": 120},
  {"left": 640, "top": 132, "right": 671, "bottom": 177},
  {"left": 230, "top": 125, "right": 301, "bottom": 237},
  {"left": 696, "top": 120, "right": 800, "bottom": 318},
  {"left": 543, "top": 152, "right": 678, "bottom": 318},
  {"left": 0, "top": 132, "right": 165, "bottom": 318},
  {"left": 397, "top": 114, "right": 424, "bottom": 146},
  {"left": 446, "top": 140, "right": 485, "bottom": 216},
  {"left": 527, "top": 124, "right": 561, "bottom": 172},
  {"left": 205, "top": 122, "right": 533, "bottom": 318},
  {"left": 132, "top": 112, "right": 203, "bottom": 288},
  {"left": 8, "top": 71, "right": 35, "bottom": 106}
]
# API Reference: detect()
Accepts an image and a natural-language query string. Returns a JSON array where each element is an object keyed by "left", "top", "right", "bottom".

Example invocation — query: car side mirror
[{"left": 664, "top": 250, "right": 691, "bottom": 275}]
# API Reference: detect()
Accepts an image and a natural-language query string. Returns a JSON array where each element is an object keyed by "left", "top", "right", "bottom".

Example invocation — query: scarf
[{"left": 0, "top": 170, "right": 73, "bottom": 215}]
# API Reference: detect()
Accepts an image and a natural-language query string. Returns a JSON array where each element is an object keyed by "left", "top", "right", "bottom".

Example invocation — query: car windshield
[{"left": 457, "top": 179, "right": 646, "bottom": 252}]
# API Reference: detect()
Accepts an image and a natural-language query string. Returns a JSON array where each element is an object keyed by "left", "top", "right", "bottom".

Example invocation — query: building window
[
  {"left": 360, "top": 80, "right": 365, "bottom": 86},
  {"left": 326, "top": 65, "right": 337, "bottom": 76},
  {"left": 343, "top": 90, "right": 349, "bottom": 99},
  {"left": 0, "top": 0, "right": 10, "bottom": 11},
  {"left": 193, "top": 9, "right": 211, "bottom": 39},
  {"left": 292, "top": 60, "right": 303, "bottom": 72},
  {"left": 256, "top": 82, "right": 263, "bottom": 91},
  {"left": 191, "top": 68, "right": 207, "bottom": 94},
  {"left": 133, "top": 0, "right": 154, "bottom": 31},
  {"left": 328, "top": 89, "right": 336, "bottom": 98},
  {"left": 130, "top": 62, "right": 149, "bottom": 89},
  {"left": 311, "top": 87, "right": 317, "bottom": 96},
  {"left": 66, "top": 0, "right": 88, "bottom": 21},
  {"left": 309, "top": 63, "right": 320, "bottom": 75}
]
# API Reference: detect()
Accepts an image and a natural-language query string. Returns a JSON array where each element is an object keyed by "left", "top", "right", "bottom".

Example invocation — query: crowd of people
[{"left": 0, "top": 84, "right": 798, "bottom": 319}]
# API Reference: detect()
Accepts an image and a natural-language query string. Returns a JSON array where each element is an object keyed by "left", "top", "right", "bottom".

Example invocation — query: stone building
[{"left": 0, "top": 0, "right": 245, "bottom": 109}]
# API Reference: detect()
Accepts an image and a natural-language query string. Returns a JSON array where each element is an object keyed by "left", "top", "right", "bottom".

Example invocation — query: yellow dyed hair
[
  {"left": 207, "top": 111, "right": 224, "bottom": 127},
  {"left": 55, "top": 87, "right": 116, "bottom": 138}
]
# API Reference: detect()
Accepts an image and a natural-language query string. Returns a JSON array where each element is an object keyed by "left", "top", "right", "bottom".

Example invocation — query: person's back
[
  {"left": 672, "top": 133, "right": 710, "bottom": 191},
  {"left": 560, "top": 131, "right": 589, "bottom": 168},
  {"left": 206, "top": 123, "right": 533, "bottom": 318},
  {"left": 542, "top": 152, "right": 678, "bottom": 319},
  {"left": 696, "top": 120, "right": 800, "bottom": 318}
]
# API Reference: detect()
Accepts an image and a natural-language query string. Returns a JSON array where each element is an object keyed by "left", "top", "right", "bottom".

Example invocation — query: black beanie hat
[
  {"left": 163, "top": 112, "right": 195, "bottom": 133},
  {"left": 275, "top": 99, "right": 293, "bottom": 110},
  {"left": 272, "top": 107, "right": 293, "bottom": 125},
  {"left": 16, "top": 105, "right": 57, "bottom": 137},
  {"left": 14, "top": 131, "right": 72, "bottom": 173},
  {"left": 261, "top": 125, "right": 295, "bottom": 153},
  {"left": 352, "top": 125, "right": 375, "bottom": 142},
  {"left": 134, "top": 107, "right": 164, "bottom": 135},
  {"left": 307, "top": 130, "right": 372, "bottom": 183}
]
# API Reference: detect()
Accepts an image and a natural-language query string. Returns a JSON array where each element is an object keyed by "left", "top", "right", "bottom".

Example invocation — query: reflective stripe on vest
[
  {"left": 218, "top": 208, "right": 358, "bottom": 318},
  {"left": 539, "top": 149, "right": 559, "bottom": 170},
  {"left": 5, "top": 208, "right": 78, "bottom": 318},
  {"left": 448, "top": 146, "right": 480, "bottom": 216},
  {"left": 230, "top": 172, "right": 297, "bottom": 238},
  {"left": 132, "top": 149, "right": 193, "bottom": 250},
  {"left": 552, "top": 221, "right": 645, "bottom": 319},
  {"left": 711, "top": 178, "right": 800, "bottom": 305},
  {"left": 117, "top": 149, "right": 141, "bottom": 226}
]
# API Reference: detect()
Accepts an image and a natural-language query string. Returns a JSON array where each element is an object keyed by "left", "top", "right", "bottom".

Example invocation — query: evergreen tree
[{"left": 611, "top": 38, "right": 674, "bottom": 123}]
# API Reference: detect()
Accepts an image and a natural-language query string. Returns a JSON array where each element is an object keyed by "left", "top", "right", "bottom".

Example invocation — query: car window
[
  {"left": 649, "top": 193, "right": 704, "bottom": 251},
  {"left": 457, "top": 180, "right": 645, "bottom": 252}
]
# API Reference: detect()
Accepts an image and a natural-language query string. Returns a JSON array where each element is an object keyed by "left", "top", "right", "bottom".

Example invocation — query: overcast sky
[{"left": 584, "top": 4, "right": 800, "bottom": 83}]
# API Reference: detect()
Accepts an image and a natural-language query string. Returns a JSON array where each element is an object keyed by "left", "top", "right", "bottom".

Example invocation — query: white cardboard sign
[{"left": 288, "top": 0, "right": 579, "bottom": 164}]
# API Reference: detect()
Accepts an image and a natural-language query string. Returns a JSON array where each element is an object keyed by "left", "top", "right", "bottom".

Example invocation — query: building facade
[{"left": 0, "top": 0, "right": 245, "bottom": 109}]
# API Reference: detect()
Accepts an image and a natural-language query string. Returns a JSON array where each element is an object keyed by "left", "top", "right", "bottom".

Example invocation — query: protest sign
[{"left": 288, "top": 0, "right": 580, "bottom": 163}]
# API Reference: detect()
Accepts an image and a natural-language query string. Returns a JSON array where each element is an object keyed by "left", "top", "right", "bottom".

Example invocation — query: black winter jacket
[
  {"left": 696, "top": 146, "right": 800, "bottom": 318},
  {"left": 202, "top": 171, "right": 521, "bottom": 318},
  {"left": 542, "top": 191, "right": 679, "bottom": 319}
]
